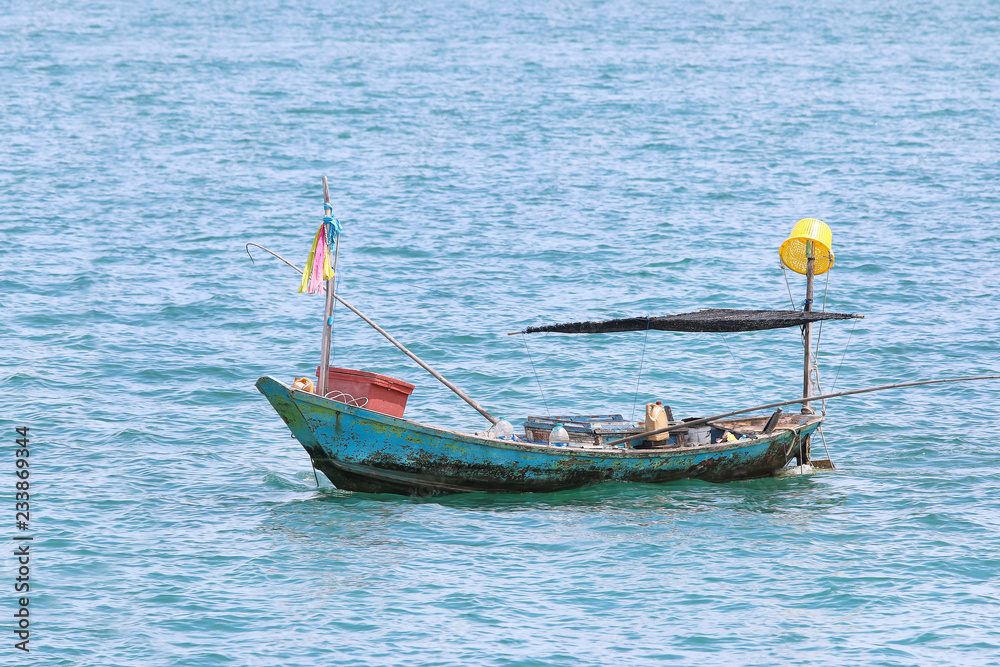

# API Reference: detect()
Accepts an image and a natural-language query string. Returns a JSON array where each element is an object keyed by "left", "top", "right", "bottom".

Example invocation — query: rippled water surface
[{"left": 3, "top": 1, "right": 1000, "bottom": 665}]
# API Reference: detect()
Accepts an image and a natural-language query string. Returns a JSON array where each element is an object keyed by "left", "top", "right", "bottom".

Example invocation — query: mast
[
  {"left": 802, "top": 240, "right": 815, "bottom": 413},
  {"left": 779, "top": 218, "right": 834, "bottom": 432},
  {"left": 318, "top": 176, "right": 338, "bottom": 397}
]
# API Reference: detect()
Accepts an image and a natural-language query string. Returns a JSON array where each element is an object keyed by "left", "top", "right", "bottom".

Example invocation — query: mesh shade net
[{"left": 521, "top": 309, "right": 863, "bottom": 335}]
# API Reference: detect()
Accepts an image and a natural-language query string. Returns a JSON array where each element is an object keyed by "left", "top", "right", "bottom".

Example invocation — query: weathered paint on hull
[{"left": 256, "top": 376, "right": 821, "bottom": 496}]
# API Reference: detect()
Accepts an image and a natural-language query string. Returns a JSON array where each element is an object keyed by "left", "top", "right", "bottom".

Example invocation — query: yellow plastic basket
[{"left": 779, "top": 218, "right": 834, "bottom": 275}]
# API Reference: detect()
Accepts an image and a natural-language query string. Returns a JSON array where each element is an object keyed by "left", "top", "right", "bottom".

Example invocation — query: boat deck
[{"left": 521, "top": 413, "right": 816, "bottom": 449}]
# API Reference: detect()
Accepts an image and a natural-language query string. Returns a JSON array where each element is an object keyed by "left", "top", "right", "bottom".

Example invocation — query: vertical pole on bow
[{"left": 318, "top": 176, "right": 337, "bottom": 397}]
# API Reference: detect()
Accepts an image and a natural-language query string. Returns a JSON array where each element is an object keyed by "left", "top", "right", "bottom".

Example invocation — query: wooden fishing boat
[
  {"left": 256, "top": 375, "right": 824, "bottom": 495},
  {"left": 251, "top": 184, "right": 999, "bottom": 496}
]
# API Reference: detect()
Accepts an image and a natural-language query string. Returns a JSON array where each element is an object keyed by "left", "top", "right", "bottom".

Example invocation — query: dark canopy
[{"left": 519, "top": 309, "right": 863, "bottom": 335}]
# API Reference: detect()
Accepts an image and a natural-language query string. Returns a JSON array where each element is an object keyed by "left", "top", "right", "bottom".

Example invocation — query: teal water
[{"left": 3, "top": 1, "right": 1000, "bottom": 664}]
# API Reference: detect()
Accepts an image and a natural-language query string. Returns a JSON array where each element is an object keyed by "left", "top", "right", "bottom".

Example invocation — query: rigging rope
[
  {"left": 521, "top": 333, "right": 550, "bottom": 414},
  {"left": 810, "top": 269, "right": 833, "bottom": 413},
  {"left": 323, "top": 202, "right": 342, "bottom": 245},
  {"left": 781, "top": 262, "right": 797, "bottom": 311},
  {"left": 812, "top": 365, "right": 826, "bottom": 415},
  {"left": 785, "top": 264, "right": 836, "bottom": 414},
  {"left": 830, "top": 317, "right": 860, "bottom": 394},
  {"left": 719, "top": 332, "right": 761, "bottom": 407},
  {"left": 817, "top": 425, "right": 835, "bottom": 468},
  {"left": 330, "top": 274, "right": 339, "bottom": 362},
  {"left": 630, "top": 317, "right": 651, "bottom": 422},
  {"left": 813, "top": 267, "right": 832, "bottom": 356}
]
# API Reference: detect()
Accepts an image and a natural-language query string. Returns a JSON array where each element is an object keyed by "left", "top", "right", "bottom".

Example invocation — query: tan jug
[{"left": 644, "top": 402, "right": 670, "bottom": 442}]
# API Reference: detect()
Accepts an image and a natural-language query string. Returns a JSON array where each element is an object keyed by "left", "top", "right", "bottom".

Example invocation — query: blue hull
[{"left": 256, "top": 376, "right": 821, "bottom": 495}]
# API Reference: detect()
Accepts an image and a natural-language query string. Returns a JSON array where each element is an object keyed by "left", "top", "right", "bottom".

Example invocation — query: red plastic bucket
[{"left": 315, "top": 366, "right": 415, "bottom": 418}]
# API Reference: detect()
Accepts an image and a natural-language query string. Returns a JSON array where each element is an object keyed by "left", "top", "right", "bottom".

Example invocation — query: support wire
[
  {"left": 830, "top": 318, "right": 860, "bottom": 394},
  {"left": 630, "top": 317, "right": 651, "bottom": 422},
  {"left": 521, "top": 333, "right": 550, "bottom": 414},
  {"left": 719, "top": 332, "right": 761, "bottom": 407},
  {"left": 781, "top": 263, "right": 797, "bottom": 311}
]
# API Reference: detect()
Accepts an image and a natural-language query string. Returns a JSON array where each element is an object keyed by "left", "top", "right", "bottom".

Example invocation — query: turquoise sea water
[{"left": 3, "top": 1, "right": 1000, "bottom": 664}]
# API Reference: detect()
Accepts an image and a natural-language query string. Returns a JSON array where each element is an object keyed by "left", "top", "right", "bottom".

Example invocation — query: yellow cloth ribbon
[{"left": 298, "top": 224, "right": 335, "bottom": 294}]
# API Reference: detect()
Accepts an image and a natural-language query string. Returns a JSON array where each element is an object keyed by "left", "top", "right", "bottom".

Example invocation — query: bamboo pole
[
  {"left": 244, "top": 243, "right": 499, "bottom": 425},
  {"left": 604, "top": 374, "right": 1000, "bottom": 448},
  {"left": 332, "top": 293, "right": 499, "bottom": 425}
]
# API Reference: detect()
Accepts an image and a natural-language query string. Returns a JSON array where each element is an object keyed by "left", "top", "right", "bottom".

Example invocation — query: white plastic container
[
  {"left": 549, "top": 423, "right": 570, "bottom": 446},
  {"left": 491, "top": 419, "right": 515, "bottom": 440}
]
